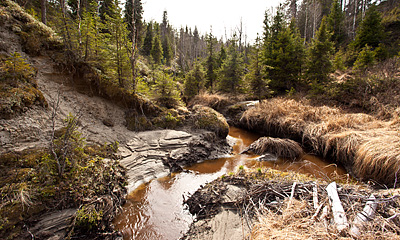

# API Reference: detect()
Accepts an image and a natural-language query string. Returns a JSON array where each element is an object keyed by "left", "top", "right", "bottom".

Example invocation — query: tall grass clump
[
  {"left": 242, "top": 137, "right": 303, "bottom": 160},
  {"left": 239, "top": 97, "right": 400, "bottom": 186}
]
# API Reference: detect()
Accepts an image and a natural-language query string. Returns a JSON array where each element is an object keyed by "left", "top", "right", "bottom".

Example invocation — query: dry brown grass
[
  {"left": 243, "top": 137, "right": 303, "bottom": 160},
  {"left": 188, "top": 92, "right": 244, "bottom": 111},
  {"left": 240, "top": 97, "right": 400, "bottom": 186},
  {"left": 251, "top": 199, "right": 333, "bottom": 240}
]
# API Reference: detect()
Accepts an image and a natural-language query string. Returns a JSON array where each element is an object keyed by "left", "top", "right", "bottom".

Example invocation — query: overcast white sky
[{"left": 142, "top": 0, "right": 283, "bottom": 42}]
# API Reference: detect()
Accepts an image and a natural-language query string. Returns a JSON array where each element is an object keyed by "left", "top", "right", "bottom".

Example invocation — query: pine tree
[
  {"left": 205, "top": 32, "right": 217, "bottom": 91},
  {"left": 142, "top": 22, "right": 153, "bottom": 56},
  {"left": 151, "top": 27, "right": 163, "bottom": 65},
  {"left": 184, "top": 61, "right": 205, "bottom": 100},
  {"left": 218, "top": 40, "right": 244, "bottom": 93},
  {"left": 352, "top": 4, "right": 384, "bottom": 51},
  {"left": 326, "top": 0, "right": 346, "bottom": 48},
  {"left": 306, "top": 16, "right": 334, "bottom": 84}
]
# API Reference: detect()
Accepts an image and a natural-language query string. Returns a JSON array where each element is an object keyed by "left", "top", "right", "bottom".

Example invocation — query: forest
[{"left": 11, "top": 0, "right": 400, "bottom": 106}]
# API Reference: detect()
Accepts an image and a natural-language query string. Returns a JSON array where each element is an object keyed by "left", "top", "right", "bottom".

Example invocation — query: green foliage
[
  {"left": 352, "top": 4, "right": 384, "bottom": 51},
  {"left": 0, "top": 52, "right": 35, "bottom": 82},
  {"left": 75, "top": 206, "right": 103, "bottom": 231},
  {"left": 354, "top": 45, "right": 375, "bottom": 71},
  {"left": 0, "top": 52, "right": 47, "bottom": 118},
  {"left": 326, "top": 0, "right": 346, "bottom": 48},
  {"left": 153, "top": 70, "right": 181, "bottom": 108},
  {"left": 247, "top": 36, "right": 271, "bottom": 100},
  {"left": 184, "top": 61, "right": 205, "bottom": 100},
  {"left": 263, "top": 14, "right": 305, "bottom": 93},
  {"left": 333, "top": 49, "right": 346, "bottom": 71},
  {"left": 306, "top": 17, "right": 334, "bottom": 84},
  {"left": 142, "top": 22, "right": 153, "bottom": 56},
  {"left": 218, "top": 40, "right": 244, "bottom": 93},
  {"left": 162, "top": 36, "right": 173, "bottom": 65},
  {"left": 205, "top": 32, "right": 217, "bottom": 91},
  {"left": 151, "top": 33, "right": 163, "bottom": 65}
]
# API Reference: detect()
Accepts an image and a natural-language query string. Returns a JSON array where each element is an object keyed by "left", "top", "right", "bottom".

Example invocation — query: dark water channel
[{"left": 113, "top": 127, "right": 347, "bottom": 240}]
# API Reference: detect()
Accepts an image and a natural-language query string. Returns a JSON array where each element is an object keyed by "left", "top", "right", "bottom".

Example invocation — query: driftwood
[
  {"left": 350, "top": 194, "right": 377, "bottom": 237},
  {"left": 313, "top": 183, "right": 319, "bottom": 209},
  {"left": 326, "top": 182, "right": 349, "bottom": 232}
]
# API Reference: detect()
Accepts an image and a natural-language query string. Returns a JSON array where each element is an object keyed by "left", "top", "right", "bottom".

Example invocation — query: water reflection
[{"left": 113, "top": 127, "right": 348, "bottom": 240}]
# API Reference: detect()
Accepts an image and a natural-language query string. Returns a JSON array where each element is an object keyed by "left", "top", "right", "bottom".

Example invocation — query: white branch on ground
[{"left": 326, "top": 182, "right": 349, "bottom": 232}]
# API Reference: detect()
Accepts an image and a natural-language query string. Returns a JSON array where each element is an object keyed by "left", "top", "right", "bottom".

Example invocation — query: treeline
[{"left": 13, "top": 0, "right": 400, "bottom": 107}]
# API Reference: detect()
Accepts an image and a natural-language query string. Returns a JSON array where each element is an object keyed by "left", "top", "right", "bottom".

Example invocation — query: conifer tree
[
  {"left": 326, "top": 0, "right": 346, "bottom": 48},
  {"left": 352, "top": 4, "right": 384, "bottom": 51},
  {"left": 184, "top": 61, "right": 205, "bottom": 100},
  {"left": 143, "top": 22, "right": 153, "bottom": 56},
  {"left": 205, "top": 32, "right": 217, "bottom": 91},
  {"left": 124, "top": 0, "right": 143, "bottom": 44},
  {"left": 103, "top": 0, "right": 131, "bottom": 88},
  {"left": 151, "top": 27, "right": 163, "bottom": 65},
  {"left": 247, "top": 36, "right": 270, "bottom": 101},
  {"left": 306, "top": 17, "right": 334, "bottom": 84},
  {"left": 218, "top": 40, "right": 244, "bottom": 93},
  {"left": 217, "top": 45, "right": 227, "bottom": 69},
  {"left": 263, "top": 11, "right": 305, "bottom": 93},
  {"left": 154, "top": 70, "right": 180, "bottom": 108},
  {"left": 162, "top": 36, "right": 173, "bottom": 65}
]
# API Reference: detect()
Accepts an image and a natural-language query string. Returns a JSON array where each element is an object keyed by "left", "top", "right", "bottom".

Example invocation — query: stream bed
[{"left": 113, "top": 127, "right": 347, "bottom": 240}]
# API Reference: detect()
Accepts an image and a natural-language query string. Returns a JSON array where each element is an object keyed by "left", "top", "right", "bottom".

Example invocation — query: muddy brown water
[{"left": 113, "top": 127, "right": 348, "bottom": 240}]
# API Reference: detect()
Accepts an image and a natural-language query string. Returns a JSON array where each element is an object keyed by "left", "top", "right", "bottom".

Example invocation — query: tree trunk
[{"left": 41, "top": 0, "right": 46, "bottom": 24}]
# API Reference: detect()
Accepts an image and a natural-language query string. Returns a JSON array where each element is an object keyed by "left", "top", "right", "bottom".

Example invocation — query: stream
[{"left": 113, "top": 127, "right": 347, "bottom": 240}]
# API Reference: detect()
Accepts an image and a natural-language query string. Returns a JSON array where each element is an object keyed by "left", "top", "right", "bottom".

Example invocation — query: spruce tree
[
  {"left": 103, "top": 1, "right": 131, "bottom": 88},
  {"left": 184, "top": 61, "right": 205, "bottom": 100},
  {"left": 124, "top": 0, "right": 143, "bottom": 44},
  {"left": 306, "top": 17, "right": 334, "bottom": 84},
  {"left": 162, "top": 36, "right": 173, "bottom": 65},
  {"left": 142, "top": 22, "right": 153, "bottom": 56},
  {"left": 205, "top": 32, "right": 217, "bottom": 91},
  {"left": 151, "top": 29, "right": 163, "bottom": 65},
  {"left": 263, "top": 14, "right": 305, "bottom": 93},
  {"left": 352, "top": 4, "right": 384, "bottom": 51},
  {"left": 218, "top": 40, "right": 244, "bottom": 93},
  {"left": 247, "top": 36, "right": 270, "bottom": 101},
  {"left": 326, "top": 0, "right": 346, "bottom": 48},
  {"left": 217, "top": 45, "right": 227, "bottom": 69},
  {"left": 154, "top": 70, "right": 180, "bottom": 108}
]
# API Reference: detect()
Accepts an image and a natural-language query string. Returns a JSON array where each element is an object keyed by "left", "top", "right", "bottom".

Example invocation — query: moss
[
  {"left": 75, "top": 206, "right": 103, "bottom": 231},
  {"left": 152, "top": 109, "right": 186, "bottom": 129},
  {"left": 190, "top": 105, "right": 229, "bottom": 138}
]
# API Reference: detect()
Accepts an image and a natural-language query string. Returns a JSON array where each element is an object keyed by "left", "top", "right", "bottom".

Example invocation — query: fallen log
[
  {"left": 326, "top": 182, "right": 348, "bottom": 232},
  {"left": 349, "top": 194, "right": 377, "bottom": 238}
]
